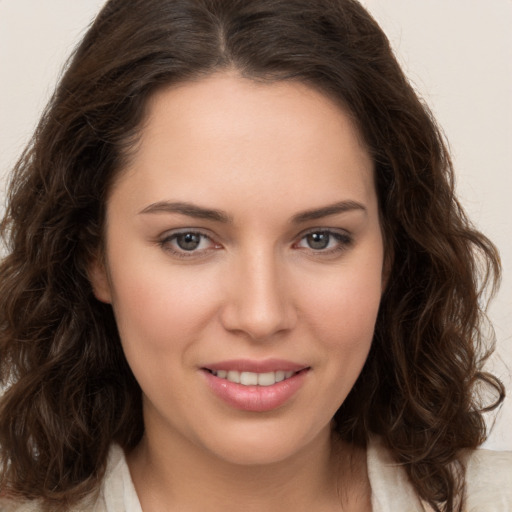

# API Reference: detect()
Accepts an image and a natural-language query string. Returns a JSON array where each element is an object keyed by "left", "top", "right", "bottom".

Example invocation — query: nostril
[{"left": 219, "top": 303, "right": 297, "bottom": 341}]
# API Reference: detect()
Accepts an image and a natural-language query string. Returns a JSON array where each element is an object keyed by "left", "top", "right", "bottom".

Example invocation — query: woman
[{"left": 0, "top": 0, "right": 510, "bottom": 511}]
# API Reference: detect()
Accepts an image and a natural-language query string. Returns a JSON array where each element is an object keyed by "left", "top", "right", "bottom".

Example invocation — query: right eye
[
  {"left": 293, "top": 229, "right": 353, "bottom": 255},
  {"left": 159, "top": 231, "right": 220, "bottom": 257}
]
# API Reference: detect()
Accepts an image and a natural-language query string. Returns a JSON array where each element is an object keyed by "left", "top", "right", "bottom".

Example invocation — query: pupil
[
  {"left": 177, "top": 233, "right": 201, "bottom": 251},
  {"left": 307, "top": 232, "right": 329, "bottom": 250}
]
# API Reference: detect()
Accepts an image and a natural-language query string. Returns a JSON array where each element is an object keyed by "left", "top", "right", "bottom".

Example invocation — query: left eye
[
  {"left": 296, "top": 230, "right": 351, "bottom": 251},
  {"left": 161, "top": 231, "right": 216, "bottom": 253}
]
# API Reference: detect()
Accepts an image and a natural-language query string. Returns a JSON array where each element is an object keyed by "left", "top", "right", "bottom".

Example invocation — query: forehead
[{"left": 112, "top": 72, "right": 376, "bottom": 216}]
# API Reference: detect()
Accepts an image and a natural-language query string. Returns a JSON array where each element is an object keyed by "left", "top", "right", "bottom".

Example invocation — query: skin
[{"left": 90, "top": 72, "right": 384, "bottom": 511}]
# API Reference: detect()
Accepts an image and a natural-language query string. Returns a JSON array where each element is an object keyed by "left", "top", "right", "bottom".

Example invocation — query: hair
[{"left": 0, "top": 0, "right": 504, "bottom": 510}]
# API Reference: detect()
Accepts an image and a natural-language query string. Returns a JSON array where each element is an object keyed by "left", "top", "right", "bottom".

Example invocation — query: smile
[
  {"left": 203, "top": 367, "right": 309, "bottom": 412},
  {"left": 207, "top": 369, "right": 297, "bottom": 386}
]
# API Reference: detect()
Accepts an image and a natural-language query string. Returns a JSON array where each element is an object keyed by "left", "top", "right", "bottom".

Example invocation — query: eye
[
  {"left": 159, "top": 230, "right": 220, "bottom": 257},
  {"left": 295, "top": 229, "right": 352, "bottom": 253},
  {"left": 174, "top": 232, "right": 205, "bottom": 251}
]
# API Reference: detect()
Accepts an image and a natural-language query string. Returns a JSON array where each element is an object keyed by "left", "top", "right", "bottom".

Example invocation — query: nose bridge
[{"left": 221, "top": 245, "right": 295, "bottom": 340}]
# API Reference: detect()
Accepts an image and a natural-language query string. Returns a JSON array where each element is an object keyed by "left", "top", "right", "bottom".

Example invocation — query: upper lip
[{"left": 202, "top": 358, "right": 309, "bottom": 373}]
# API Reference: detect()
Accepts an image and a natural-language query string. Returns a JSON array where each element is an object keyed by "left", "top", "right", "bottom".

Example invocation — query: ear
[{"left": 88, "top": 253, "right": 113, "bottom": 304}]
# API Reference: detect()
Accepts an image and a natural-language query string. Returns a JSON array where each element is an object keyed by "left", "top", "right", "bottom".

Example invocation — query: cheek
[
  {"left": 299, "top": 254, "right": 383, "bottom": 368},
  {"left": 107, "top": 255, "right": 222, "bottom": 355},
  {"left": 307, "top": 257, "right": 382, "bottom": 324},
  {"left": 313, "top": 292, "right": 378, "bottom": 365}
]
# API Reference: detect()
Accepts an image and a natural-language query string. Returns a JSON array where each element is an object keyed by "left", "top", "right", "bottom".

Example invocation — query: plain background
[{"left": 0, "top": 1, "right": 511, "bottom": 450}]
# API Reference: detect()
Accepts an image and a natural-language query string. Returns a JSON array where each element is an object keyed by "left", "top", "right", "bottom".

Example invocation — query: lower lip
[{"left": 202, "top": 369, "right": 308, "bottom": 412}]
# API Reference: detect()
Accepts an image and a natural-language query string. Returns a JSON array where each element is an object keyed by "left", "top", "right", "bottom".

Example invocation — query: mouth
[
  {"left": 201, "top": 360, "right": 310, "bottom": 411},
  {"left": 204, "top": 369, "right": 302, "bottom": 387}
]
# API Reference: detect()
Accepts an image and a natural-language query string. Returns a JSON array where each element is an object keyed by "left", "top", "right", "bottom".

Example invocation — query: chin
[{"left": 196, "top": 420, "right": 329, "bottom": 467}]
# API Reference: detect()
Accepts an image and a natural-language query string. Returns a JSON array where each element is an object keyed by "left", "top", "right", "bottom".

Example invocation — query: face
[{"left": 91, "top": 73, "right": 385, "bottom": 466}]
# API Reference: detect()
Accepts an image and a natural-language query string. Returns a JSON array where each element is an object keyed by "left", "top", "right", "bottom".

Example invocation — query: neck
[{"left": 127, "top": 424, "right": 367, "bottom": 512}]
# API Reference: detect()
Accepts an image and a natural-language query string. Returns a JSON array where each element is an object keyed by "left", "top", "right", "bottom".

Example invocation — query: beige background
[{"left": 1, "top": 1, "right": 511, "bottom": 449}]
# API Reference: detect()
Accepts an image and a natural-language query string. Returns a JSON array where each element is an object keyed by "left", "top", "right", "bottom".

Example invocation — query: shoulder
[
  {"left": 0, "top": 496, "right": 100, "bottom": 512},
  {"left": 367, "top": 437, "right": 512, "bottom": 511},
  {"left": 367, "top": 436, "right": 426, "bottom": 511},
  {"left": 0, "top": 496, "right": 41, "bottom": 512},
  {"left": 0, "top": 445, "right": 138, "bottom": 512},
  {"left": 0, "top": 491, "right": 102, "bottom": 512},
  {"left": 100, "top": 444, "right": 142, "bottom": 511},
  {"left": 464, "top": 447, "right": 512, "bottom": 511}
]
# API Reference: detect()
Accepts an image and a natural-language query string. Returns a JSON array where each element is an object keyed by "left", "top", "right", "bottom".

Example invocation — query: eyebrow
[
  {"left": 291, "top": 200, "right": 367, "bottom": 223},
  {"left": 139, "top": 201, "right": 232, "bottom": 223},
  {"left": 138, "top": 199, "right": 366, "bottom": 224}
]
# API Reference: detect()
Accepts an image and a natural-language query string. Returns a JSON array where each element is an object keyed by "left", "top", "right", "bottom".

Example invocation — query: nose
[{"left": 219, "top": 249, "right": 297, "bottom": 341}]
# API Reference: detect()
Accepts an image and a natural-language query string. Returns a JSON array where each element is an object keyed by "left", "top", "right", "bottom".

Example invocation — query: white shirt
[{"left": 3, "top": 438, "right": 512, "bottom": 511}]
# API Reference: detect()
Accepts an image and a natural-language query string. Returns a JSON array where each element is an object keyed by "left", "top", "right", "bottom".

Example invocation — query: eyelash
[
  {"left": 158, "top": 230, "right": 219, "bottom": 259},
  {"left": 158, "top": 228, "right": 353, "bottom": 259},
  {"left": 293, "top": 228, "right": 353, "bottom": 256}
]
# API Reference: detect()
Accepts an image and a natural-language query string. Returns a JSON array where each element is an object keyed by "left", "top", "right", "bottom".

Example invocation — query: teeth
[
  {"left": 211, "top": 369, "right": 298, "bottom": 386},
  {"left": 257, "top": 372, "right": 276, "bottom": 386},
  {"left": 240, "top": 371, "right": 258, "bottom": 385},
  {"left": 227, "top": 370, "right": 240, "bottom": 384}
]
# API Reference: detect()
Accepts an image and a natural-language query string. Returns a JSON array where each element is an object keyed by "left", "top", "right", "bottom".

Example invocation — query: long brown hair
[{"left": 0, "top": 1, "right": 504, "bottom": 510}]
